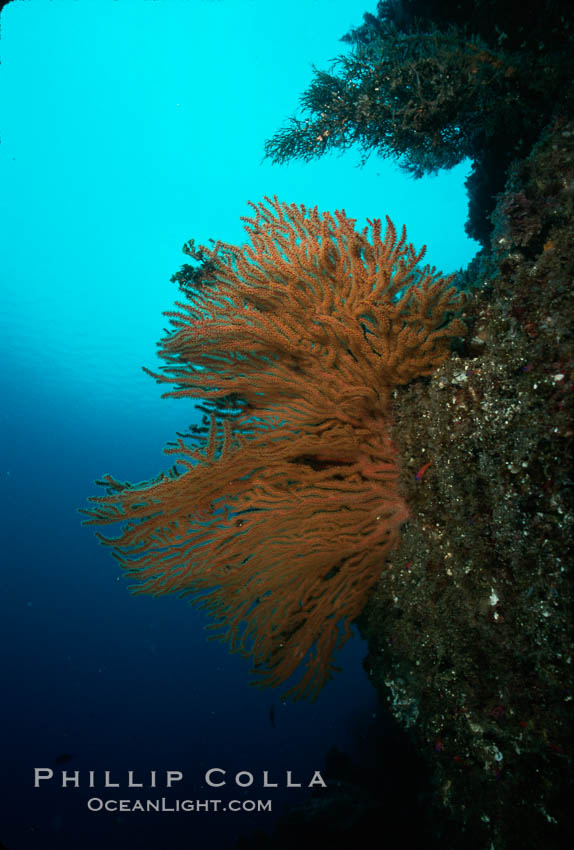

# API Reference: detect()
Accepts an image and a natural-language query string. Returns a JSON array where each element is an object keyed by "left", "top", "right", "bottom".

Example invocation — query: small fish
[{"left": 415, "top": 461, "right": 432, "bottom": 481}]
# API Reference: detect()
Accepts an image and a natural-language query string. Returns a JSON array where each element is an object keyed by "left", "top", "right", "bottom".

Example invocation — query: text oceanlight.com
[{"left": 86, "top": 798, "right": 272, "bottom": 813}]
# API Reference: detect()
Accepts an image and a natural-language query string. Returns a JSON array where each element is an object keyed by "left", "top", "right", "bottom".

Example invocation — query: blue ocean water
[{"left": 0, "top": 2, "right": 478, "bottom": 848}]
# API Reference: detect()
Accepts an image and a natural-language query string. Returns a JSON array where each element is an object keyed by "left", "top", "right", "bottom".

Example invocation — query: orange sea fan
[{"left": 83, "top": 196, "right": 464, "bottom": 699}]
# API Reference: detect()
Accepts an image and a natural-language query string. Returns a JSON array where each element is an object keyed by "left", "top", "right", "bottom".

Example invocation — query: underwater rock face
[{"left": 361, "top": 114, "right": 574, "bottom": 849}]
